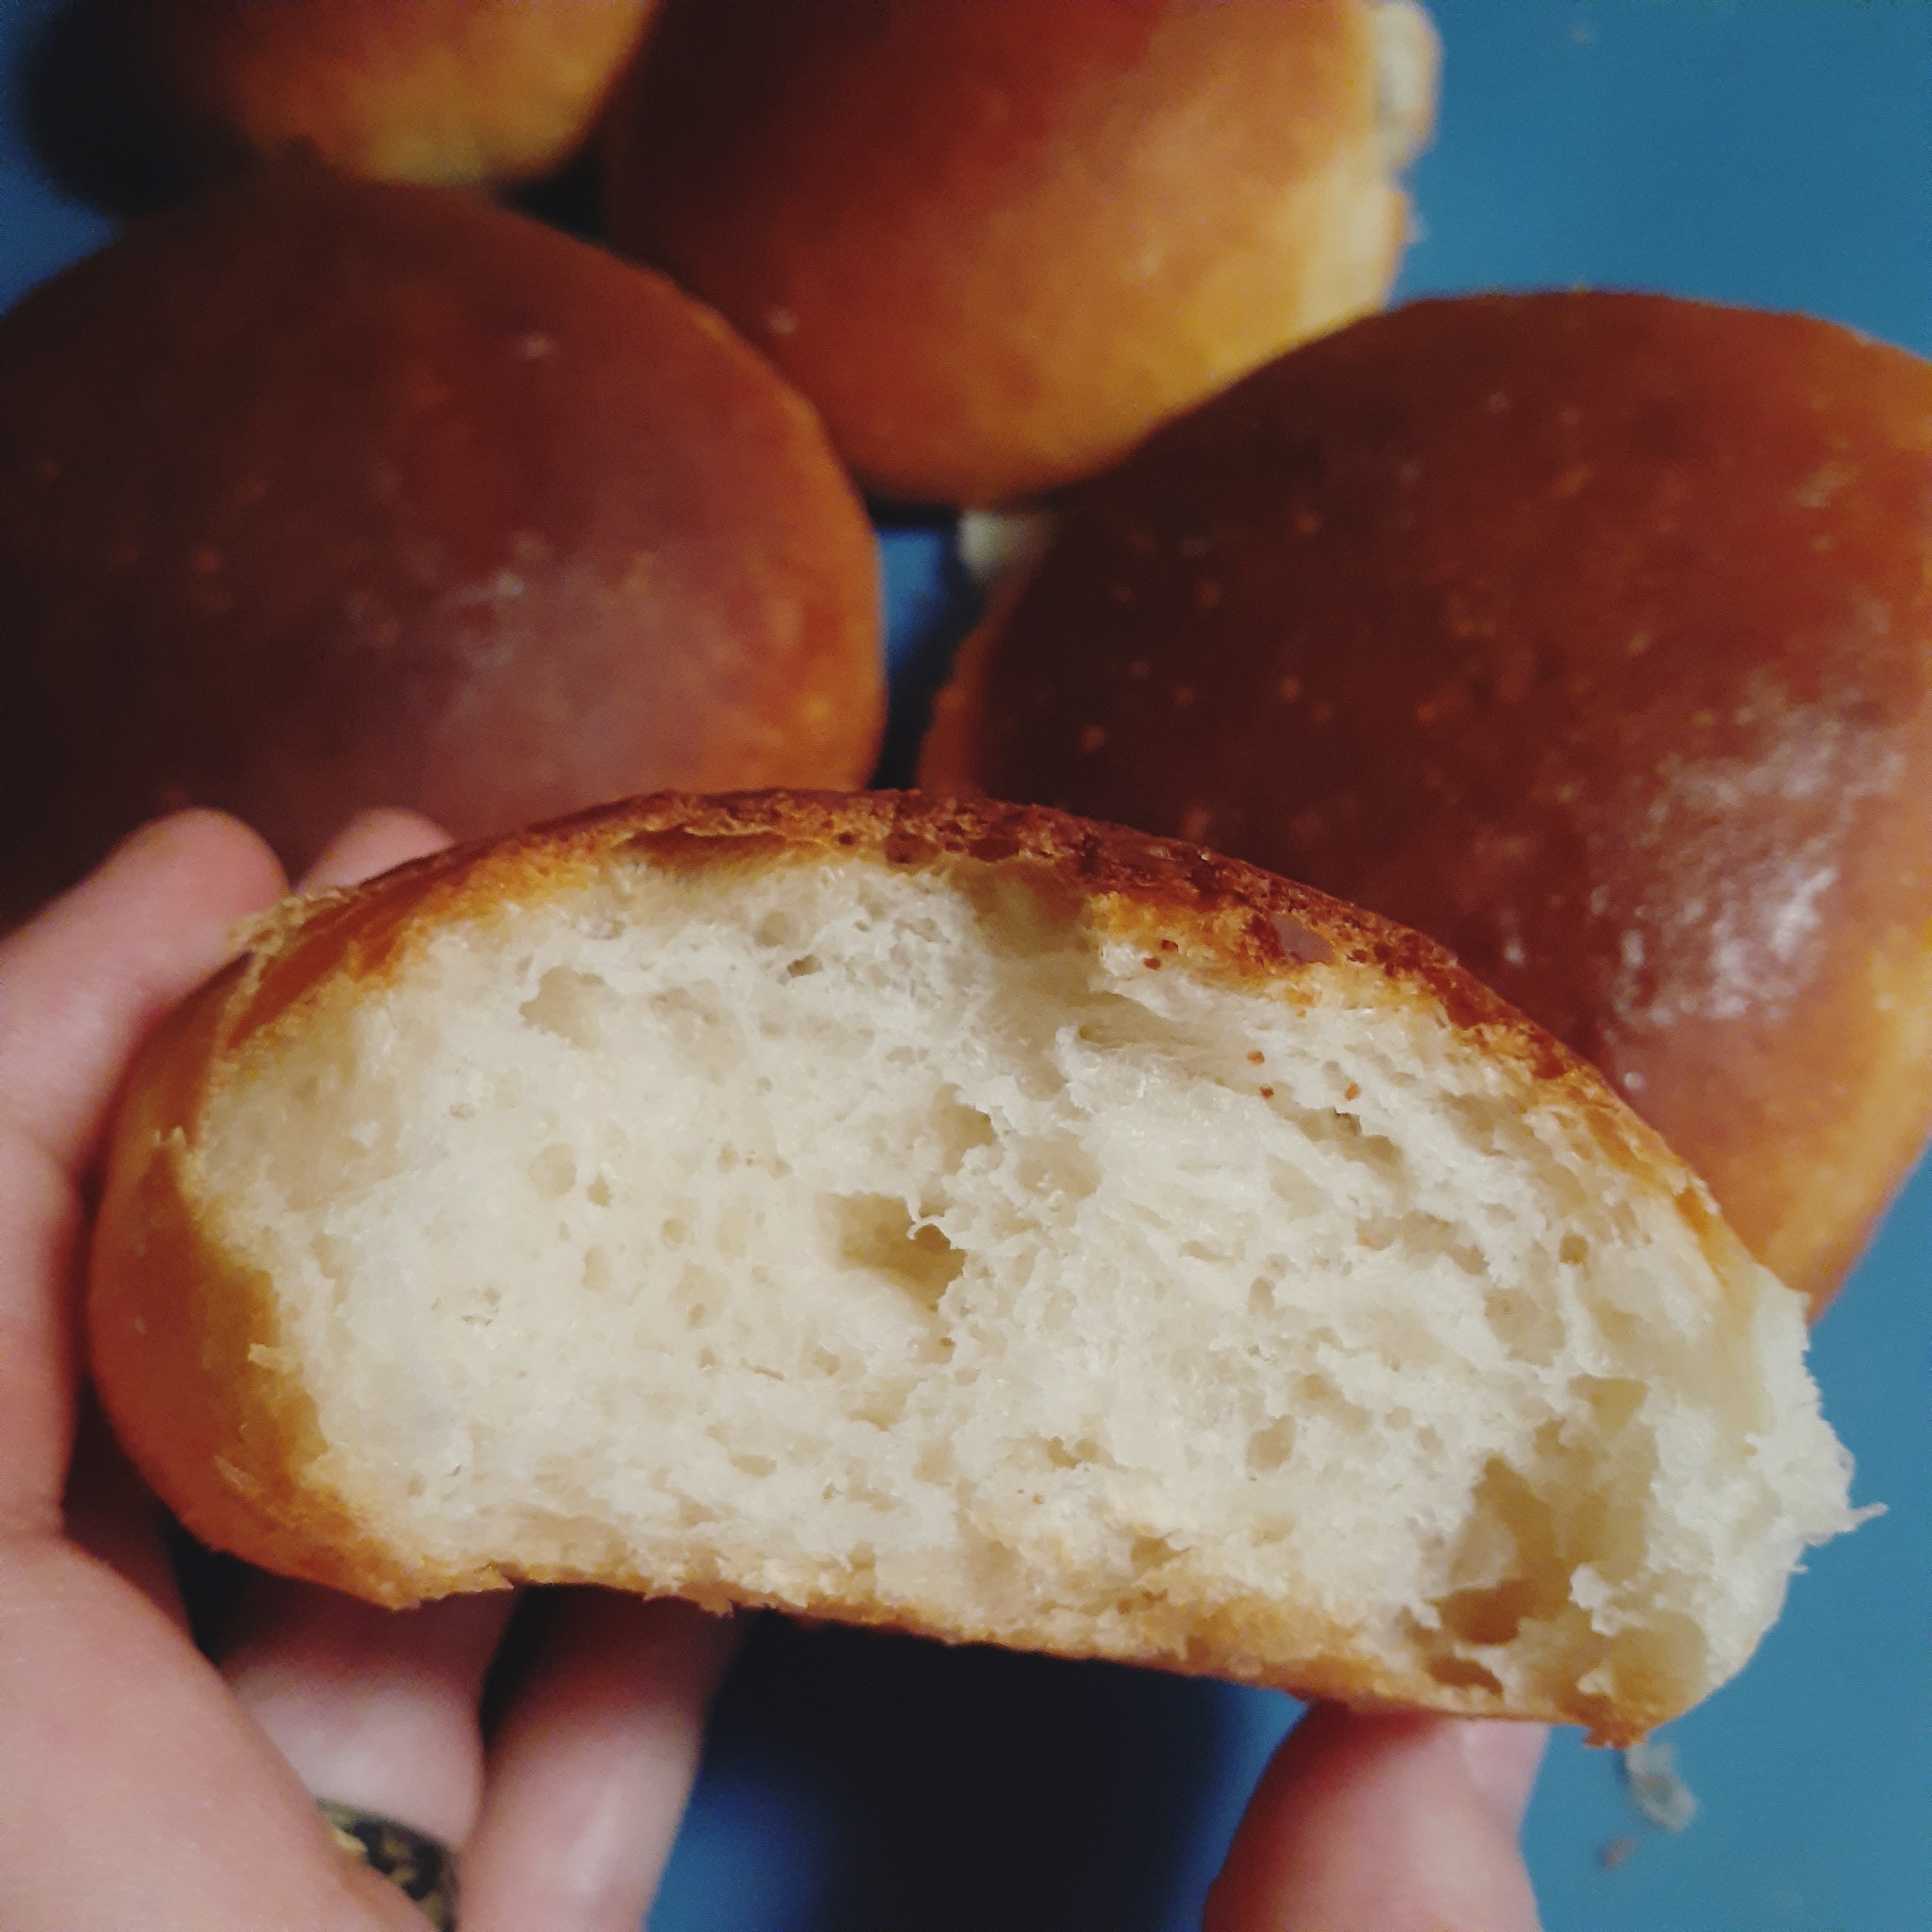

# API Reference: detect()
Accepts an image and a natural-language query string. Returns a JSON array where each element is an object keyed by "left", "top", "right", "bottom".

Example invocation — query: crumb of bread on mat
[{"left": 1622, "top": 1737, "right": 1699, "bottom": 1832}]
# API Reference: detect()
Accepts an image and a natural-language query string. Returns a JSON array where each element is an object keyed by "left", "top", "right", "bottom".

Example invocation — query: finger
[
  {"left": 1206, "top": 1706, "right": 1547, "bottom": 1932},
  {"left": 61, "top": 1396, "right": 186, "bottom": 1629},
  {"left": 296, "top": 809, "right": 452, "bottom": 895},
  {"left": 0, "top": 1540, "right": 428, "bottom": 1931},
  {"left": 0, "top": 808, "right": 285, "bottom": 1179},
  {"left": 0, "top": 814, "right": 430, "bottom": 1928},
  {"left": 0, "top": 810, "right": 286, "bottom": 1529},
  {"left": 460, "top": 1592, "right": 740, "bottom": 1932},
  {"left": 221, "top": 1584, "right": 516, "bottom": 1847}
]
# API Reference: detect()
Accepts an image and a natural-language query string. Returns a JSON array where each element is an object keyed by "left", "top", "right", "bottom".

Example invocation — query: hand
[
  {"left": 0, "top": 810, "right": 735, "bottom": 1932},
  {"left": 0, "top": 808, "right": 1545, "bottom": 1932},
  {"left": 1209, "top": 1704, "right": 1546, "bottom": 1932}
]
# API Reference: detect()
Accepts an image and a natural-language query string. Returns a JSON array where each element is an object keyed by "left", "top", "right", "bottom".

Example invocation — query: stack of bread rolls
[
  {"left": 4, "top": 0, "right": 1441, "bottom": 913},
  {"left": 0, "top": 0, "right": 1910, "bottom": 1750}
]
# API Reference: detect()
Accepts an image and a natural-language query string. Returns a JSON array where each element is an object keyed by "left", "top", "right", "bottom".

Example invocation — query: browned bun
[
  {"left": 604, "top": 0, "right": 1437, "bottom": 506},
  {"left": 0, "top": 168, "right": 883, "bottom": 923},
  {"left": 920, "top": 292, "right": 1932, "bottom": 1315},
  {"left": 141, "top": 0, "right": 657, "bottom": 186},
  {"left": 90, "top": 790, "right": 1860, "bottom": 1741}
]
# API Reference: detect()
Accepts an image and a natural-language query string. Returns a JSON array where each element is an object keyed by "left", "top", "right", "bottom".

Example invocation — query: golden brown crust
[
  {"left": 90, "top": 788, "right": 1737, "bottom": 1741},
  {"left": 88, "top": 961, "right": 436, "bottom": 1602},
  {"left": 0, "top": 170, "right": 882, "bottom": 922},
  {"left": 605, "top": 0, "right": 1434, "bottom": 504},
  {"left": 142, "top": 0, "right": 657, "bottom": 186},
  {"left": 173, "top": 787, "right": 1606, "bottom": 1084},
  {"left": 921, "top": 292, "right": 1932, "bottom": 1314}
]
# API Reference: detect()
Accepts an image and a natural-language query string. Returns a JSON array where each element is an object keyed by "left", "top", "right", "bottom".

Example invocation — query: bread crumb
[{"left": 1622, "top": 1738, "right": 1698, "bottom": 1832}]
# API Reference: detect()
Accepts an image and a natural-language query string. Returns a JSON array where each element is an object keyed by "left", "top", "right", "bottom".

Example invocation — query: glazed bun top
[
  {"left": 0, "top": 166, "right": 882, "bottom": 920},
  {"left": 606, "top": 0, "right": 1437, "bottom": 505},
  {"left": 922, "top": 292, "right": 1932, "bottom": 1313},
  {"left": 140, "top": 0, "right": 658, "bottom": 186}
]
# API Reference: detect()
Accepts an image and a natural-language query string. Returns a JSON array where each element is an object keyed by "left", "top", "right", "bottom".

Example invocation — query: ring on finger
[{"left": 320, "top": 1799, "right": 459, "bottom": 1929}]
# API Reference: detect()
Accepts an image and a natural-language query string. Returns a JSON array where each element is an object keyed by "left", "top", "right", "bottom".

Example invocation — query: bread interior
[{"left": 201, "top": 848, "right": 1855, "bottom": 1729}]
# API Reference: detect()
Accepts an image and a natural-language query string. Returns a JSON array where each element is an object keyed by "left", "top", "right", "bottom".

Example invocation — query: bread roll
[
  {"left": 605, "top": 0, "right": 1437, "bottom": 506},
  {"left": 141, "top": 0, "right": 656, "bottom": 187},
  {"left": 922, "top": 293, "right": 1932, "bottom": 1316},
  {"left": 0, "top": 168, "right": 882, "bottom": 924},
  {"left": 89, "top": 790, "right": 1861, "bottom": 1745}
]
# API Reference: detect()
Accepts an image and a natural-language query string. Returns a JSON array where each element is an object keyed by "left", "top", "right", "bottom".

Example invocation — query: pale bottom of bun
[{"left": 102, "top": 817, "right": 1859, "bottom": 1742}]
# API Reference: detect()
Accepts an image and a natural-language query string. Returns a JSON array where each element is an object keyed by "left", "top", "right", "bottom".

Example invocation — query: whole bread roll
[
  {"left": 141, "top": 0, "right": 656, "bottom": 186},
  {"left": 0, "top": 168, "right": 882, "bottom": 923},
  {"left": 922, "top": 293, "right": 1932, "bottom": 1316},
  {"left": 605, "top": 0, "right": 1437, "bottom": 506},
  {"left": 89, "top": 791, "right": 1861, "bottom": 1744}
]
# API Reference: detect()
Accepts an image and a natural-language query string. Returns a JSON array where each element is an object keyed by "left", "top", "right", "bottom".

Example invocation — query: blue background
[{"left": 4, "top": 4, "right": 1926, "bottom": 1928}]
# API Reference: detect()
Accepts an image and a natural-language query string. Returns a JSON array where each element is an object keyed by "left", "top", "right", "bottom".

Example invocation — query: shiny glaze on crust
[
  {"left": 607, "top": 0, "right": 1431, "bottom": 502},
  {"left": 0, "top": 169, "right": 882, "bottom": 921}
]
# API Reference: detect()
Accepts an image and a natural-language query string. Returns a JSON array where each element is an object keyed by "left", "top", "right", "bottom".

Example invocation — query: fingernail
[
  {"left": 102, "top": 815, "right": 186, "bottom": 865},
  {"left": 101, "top": 808, "right": 233, "bottom": 875},
  {"left": 1458, "top": 1721, "right": 1548, "bottom": 1831}
]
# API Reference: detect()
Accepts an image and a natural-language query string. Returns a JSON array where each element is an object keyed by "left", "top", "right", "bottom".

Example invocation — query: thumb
[{"left": 1206, "top": 1706, "right": 1546, "bottom": 1932}]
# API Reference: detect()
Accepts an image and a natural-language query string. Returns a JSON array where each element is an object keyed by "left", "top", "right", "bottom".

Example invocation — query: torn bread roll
[
  {"left": 606, "top": 0, "right": 1437, "bottom": 504},
  {"left": 88, "top": 791, "right": 1862, "bottom": 1744}
]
